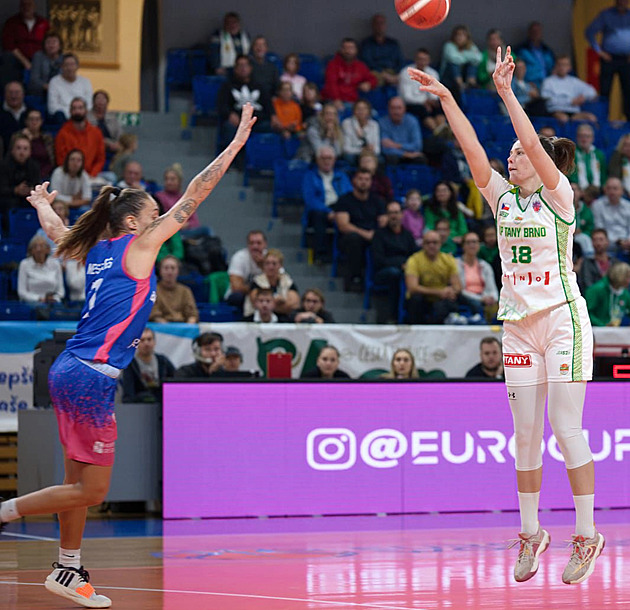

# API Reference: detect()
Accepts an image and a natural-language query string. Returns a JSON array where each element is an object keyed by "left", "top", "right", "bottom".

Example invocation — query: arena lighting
[{"left": 612, "top": 364, "right": 630, "bottom": 379}]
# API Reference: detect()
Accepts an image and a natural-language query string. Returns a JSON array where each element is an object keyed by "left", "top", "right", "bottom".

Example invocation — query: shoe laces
[
  {"left": 52, "top": 562, "right": 91, "bottom": 584},
  {"left": 507, "top": 535, "right": 533, "bottom": 561},
  {"left": 564, "top": 535, "right": 595, "bottom": 566}
]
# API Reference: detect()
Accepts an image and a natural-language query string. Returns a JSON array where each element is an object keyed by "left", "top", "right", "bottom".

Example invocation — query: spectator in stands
[
  {"left": 300, "top": 81, "right": 322, "bottom": 122},
  {"left": 281, "top": 53, "right": 306, "bottom": 101},
  {"left": 217, "top": 54, "right": 273, "bottom": 149},
  {"left": 322, "top": 38, "right": 377, "bottom": 110},
  {"left": 585, "top": 262, "right": 630, "bottom": 326},
  {"left": 21, "top": 108, "right": 54, "bottom": 180},
  {"left": 477, "top": 29, "right": 508, "bottom": 90},
  {"left": 28, "top": 31, "right": 63, "bottom": 97},
  {"left": 424, "top": 181, "right": 468, "bottom": 246},
  {"left": 209, "top": 12, "right": 251, "bottom": 76},
  {"left": 1, "top": 0, "right": 49, "bottom": 82},
  {"left": 456, "top": 231, "right": 498, "bottom": 321},
  {"left": 608, "top": 134, "right": 630, "bottom": 195},
  {"left": 435, "top": 217, "right": 458, "bottom": 256},
  {"left": 54, "top": 97, "right": 105, "bottom": 178},
  {"left": 17, "top": 234, "right": 64, "bottom": 304},
  {"left": 291, "top": 288, "right": 335, "bottom": 323},
  {"left": 0, "top": 132, "right": 40, "bottom": 230},
  {"left": 243, "top": 287, "right": 286, "bottom": 323},
  {"left": 358, "top": 149, "right": 393, "bottom": 201},
  {"left": 381, "top": 349, "right": 419, "bottom": 379},
  {"left": 248, "top": 248, "right": 300, "bottom": 317},
  {"left": 537, "top": 125, "right": 557, "bottom": 138},
  {"left": 64, "top": 257, "right": 85, "bottom": 303},
  {"left": 516, "top": 21, "right": 555, "bottom": 89},
  {"left": 223, "top": 346, "right": 243, "bottom": 372},
  {"left": 117, "top": 160, "right": 146, "bottom": 190},
  {"left": 479, "top": 224, "right": 502, "bottom": 292},
  {"left": 440, "top": 25, "right": 482, "bottom": 103},
  {"left": 47, "top": 53, "right": 93, "bottom": 122},
  {"left": 591, "top": 177, "right": 630, "bottom": 256},
  {"left": 121, "top": 327, "right": 175, "bottom": 403},
  {"left": 570, "top": 124, "right": 606, "bottom": 191},
  {"left": 109, "top": 133, "right": 138, "bottom": 180},
  {"left": 333, "top": 168, "right": 387, "bottom": 292},
  {"left": 298, "top": 102, "right": 344, "bottom": 162},
  {"left": 586, "top": 0, "right": 630, "bottom": 121},
  {"left": 341, "top": 99, "right": 380, "bottom": 164},
  {"left": 405, "top": 229, "right": 467, "bottom": 324},
  {"left": 300, "top": 345, "right": 350, "bottom": 379},
  {"left": 302, "top": 146, "right": 352, "bottom": 264},
  {"left": 272, "top": 81, "right": 303, "bottom": 139},
  {"left": 50, "top": 149, "right": 91, "bottom": 209},
  {"left": 372, "top": 200, "right": 418, "bottom": 323},
  {"left": 360, "top": 13, "right": 405, "bottom": 87},
  {"left": 0, "top": 80, "right": 27, "bottom": 153},
  {"left": 155, "top": 164, "right": 203, "bottom": 235},
  {"left": 225, "top": 229, "right": 267, "bottom": 310},
  {"left": 88, "top": 90, "right": 124, "bottom": 158},
  {"left": 510, "top": 59, "right": 546, "bottom": 117},
  {"left": 250, "top": 36, "right": 280, "bottom": 99},
  {"left": 399, "top": 48, "right": 446, "bottom": 132},
  {"left": 572, "top": 182, "right": 595, "bottom": 257},
  {"left": 149, "top": 255, "right": 199, "bottom": 324},
  {"left": 579, "top": 228, "right": 619, "bottom": 292},
  {"left": 540, "top": 56, "right": 598, "bottom": 123},
  {"left": 175, "top": 332, "right": 227, "bottom": 378},
  {"left": 465, "top": 336, "right": 504, "bottom": 379},
  {"left": 402, "top": 188, "right": 424, "bottom": 246},
  {"left": 379, "top": 96, "right": 423, "bottom": 165}
]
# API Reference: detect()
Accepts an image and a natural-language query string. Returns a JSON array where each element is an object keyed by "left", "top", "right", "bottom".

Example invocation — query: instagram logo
[{"left": 306, "top": 428, "right": 357, "bottom": 470}]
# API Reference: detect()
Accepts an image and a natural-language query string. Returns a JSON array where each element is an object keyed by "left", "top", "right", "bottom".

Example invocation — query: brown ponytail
[
  {"left": 539, "top": 136, "right": 576, "bottom": 176},
  {"left": 56, "top": 186, "right": 149, "bottom": 263}
]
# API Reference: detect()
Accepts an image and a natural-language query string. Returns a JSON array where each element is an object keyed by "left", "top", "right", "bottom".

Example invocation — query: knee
[{"left": 79, "top": 482, "right": 109, "bottom": 507}]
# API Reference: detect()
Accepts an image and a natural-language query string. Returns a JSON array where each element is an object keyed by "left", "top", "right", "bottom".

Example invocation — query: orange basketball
[{"left": 395, "top": 0, "right": 450, "bottom": 30}]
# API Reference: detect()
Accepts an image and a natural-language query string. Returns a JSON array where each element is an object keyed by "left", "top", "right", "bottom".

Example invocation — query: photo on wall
[{"left": 48, "top": 0, "right": 118, "bottom": 68}]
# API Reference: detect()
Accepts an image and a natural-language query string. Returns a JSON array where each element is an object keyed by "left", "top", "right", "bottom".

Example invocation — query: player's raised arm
[
  {"left": 407, "top": 67, "right": 491, "bottom": 189},
  {"left": 27, "top": 182, "right": 69, "bottom": 244},
  {"left": 135, "top": 103, "right": 256, "bottom": 251}
]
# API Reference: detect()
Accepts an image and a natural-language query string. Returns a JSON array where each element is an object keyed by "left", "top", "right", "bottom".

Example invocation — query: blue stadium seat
[
  {"left": 531, "top": 116, "right": 561, "bottom": 134},
  {"left": 389, "top": 164, "right": 439, "bottom": 202},
  {"left": 0, "top": 240, "right": 27, "bottom": 266},
  {"left": 272, "top": 158, "right": 309, "bottom": 217},
  {"left": 165, "top": 48, "right": 208, "bottom": 112},
  {"left": 0, "top": 272, "right": 8, "bottom": 300},
  {"left": 582, "top": 97, "right": 610, "bottom": 125},
  {"left": 560, "top": 121, "right": 604, "bottom": 148},
  {"left": 484, "top": 141, "right": 512, "bottom": 164},
  {"left": 197, "top": 302, "right": 240, "bottom": 322},
  {"left": 266, "top": 52, "right": 284, "bottom": 73},
  {"left": 178, "top": 273, "right": 208, "bottom": 303},
  {"left": 243, "top": 133, "right": 285, "bottom": 185},
  {"left": 489, "top": 117, "right": 516, "bottom": 142},
  {"left": 468, "top": 115, "right": 491, "bottom": 142},
  {"left": 191, "top": 75, "right": 225, "bottom": 123},
  {"left": 298, "top": 54, "right": 324, "bottom": 88},
  {"left": 602, "top": 121, "right": 630, "bottom": 150},
  {"left": 360, "top": 87, "right": 390, "bottom": 116},
  {"left": 68, "top": 208, "right": 86, "bottom": 225},
  {"left": 8, "top": 209, "right": 40, "bottom": 244},
  {"left": 462, "top": 90, "right": 500, "bottom": 116},
  {"left": 0, "top": 301, "right": 34, "bottom": 321}
]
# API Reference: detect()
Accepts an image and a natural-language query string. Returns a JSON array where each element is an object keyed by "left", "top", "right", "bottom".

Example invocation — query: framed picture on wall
[{"left": 48, "top": 0, "right": 119, "bottom": 68}]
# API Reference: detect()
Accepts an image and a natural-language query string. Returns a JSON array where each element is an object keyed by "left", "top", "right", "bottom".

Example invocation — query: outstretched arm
[
  {"left": 135, "top": 103, "right": 257, "bottom": 254},
  {"left": 493, "top": 46, "right": 560, "bottom": 191},
  {"left": 407, "top": 68, "right": 491, "bottom": 189},
  {"left": 26, "top": 182, "right": 68, "bottom": 244}
]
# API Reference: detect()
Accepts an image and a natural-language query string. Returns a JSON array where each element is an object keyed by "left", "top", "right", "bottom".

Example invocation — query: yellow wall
[{"left": 81, "top": 0, "right": 144, "bottom": 112}]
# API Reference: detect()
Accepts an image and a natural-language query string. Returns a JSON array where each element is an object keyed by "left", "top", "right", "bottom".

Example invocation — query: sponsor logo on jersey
[
  {"left": 499, "top": 226, "right": 547, "bottom": 238},
  {"left": 150, "top": 290, "right": 157, "bottom": 303},
  {"left": 499, "top": 211, "right": 509, "bottom": 218},
  {"left": 533, "top": 200, "right": 542, "bottom": 212},
  {"left": 86, "top": 257, "right": 114, "bottom": 275},
  {"left": 556, "top": 350, "right": 570, "bottom": 355},
  {"left": 503, "top": 271, "right": 551, "bottom": 286},
  {"left": 514, "top": 216, "right": 523, "bottom": 223},
  {"left": 559, "top": 363, "right": 570, "bottom": 376},
  {"left": 504, "top": 353, "right": 532, "bottom": 367}
]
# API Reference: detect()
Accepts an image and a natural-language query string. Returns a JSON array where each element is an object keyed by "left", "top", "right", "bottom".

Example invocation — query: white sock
[
  {"left": 573, "top": 494, "right": 595, "bottom": 539},
  {"left": 59, "top": 548, "right": 81, "bottom": 570},
  {"left": 0, "top": 498, "right": 21, "bottom": 522},
  {"left": 518, "top": 491, "right": 540, "bottom": 535}
]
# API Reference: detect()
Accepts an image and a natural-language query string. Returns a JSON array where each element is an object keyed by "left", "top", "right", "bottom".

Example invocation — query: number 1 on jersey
[{"left": 511, "top": 245, "right": 532, "bottom": 264}]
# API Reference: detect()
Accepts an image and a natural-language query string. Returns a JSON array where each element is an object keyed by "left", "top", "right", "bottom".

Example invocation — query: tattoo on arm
[
  {"left": 200, "top": 162, "right": 224, "bottom": 184},
  {"left": 173, "top": 198, "right": 197, "bottom": 224}
]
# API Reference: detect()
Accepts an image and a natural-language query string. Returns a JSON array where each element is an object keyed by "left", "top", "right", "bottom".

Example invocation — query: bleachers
[
  {"left": 191, "top": 75, "right": 225, "bottom": 124},
  {"left": 165, "top": 48, "right": 208, "bottom": 112}
]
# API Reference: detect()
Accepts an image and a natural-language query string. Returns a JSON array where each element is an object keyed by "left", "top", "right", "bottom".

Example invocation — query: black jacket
[{"left": 121, "top": 353, "right": 175, "bottom": 403}]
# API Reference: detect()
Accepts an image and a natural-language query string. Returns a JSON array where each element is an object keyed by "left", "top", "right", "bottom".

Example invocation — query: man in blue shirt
[
  {"left": 302, "top": 146, "right": 352, "bottom": 264},
  {"left": 379, "top": 96, "right": 424, "bottom": 165},
  {"left": 586, "top": 0, "right": 630, "bottom": 120},
  {"left": 360, "top": 14, "right": 405, "bottom": 88},
  {"left": 516, "top": 21, "right": 556, "bottom": 89}
]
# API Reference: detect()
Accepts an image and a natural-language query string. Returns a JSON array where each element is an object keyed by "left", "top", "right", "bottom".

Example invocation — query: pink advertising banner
[{"left": 162, "top": 382, "right": 630, "bottom": 519}]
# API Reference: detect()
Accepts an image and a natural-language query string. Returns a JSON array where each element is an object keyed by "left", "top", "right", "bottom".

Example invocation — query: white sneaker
[{"left": 45, "top": 563, "right": 111, "bottom": 608}]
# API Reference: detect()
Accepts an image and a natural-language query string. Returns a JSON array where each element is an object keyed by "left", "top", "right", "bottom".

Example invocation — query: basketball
[{"left": 395, "top": 0, "right": 450, "bottom": 30}]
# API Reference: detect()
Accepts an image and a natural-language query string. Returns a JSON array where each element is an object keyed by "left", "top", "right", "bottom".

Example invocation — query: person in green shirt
[
  {"left": 424, "top": 180, "right": 468, "bottom": 246},
  {"left": 585, "top": 262, "right": 630, "bottom": 327},
  {"left": 569, "top": 124, "right": 607, "bottom": 192},
  {"left": 435, "top": 217, "right": 458, "bottom": 255},
  {"left": 571, "top": 183, "right": 594, "bottom": 236}
]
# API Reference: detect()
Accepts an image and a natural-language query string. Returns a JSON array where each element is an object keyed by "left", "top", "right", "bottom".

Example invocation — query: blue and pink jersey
[{"left": 65, "top": 234, "right": 157, "bottom": 369}]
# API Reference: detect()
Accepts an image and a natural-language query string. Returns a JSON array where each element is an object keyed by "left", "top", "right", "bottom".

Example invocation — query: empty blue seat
[
  {"left": 582, "top": 97, "right": 609, "bottom": 125},
  {"left": 462, "top": 90, "right": 500, "bottom": 116},
  {"left": 197, "top": 302, "right": 239, "bottom": 322},
  {"left": 390, "top": 165, "right": 439, "bottom": 201},
  {"left": 266, "top": 52, "right": 284, "bottom": 73},
  {"left": 191, "top": 75, "right": 226, "bottom": 122},
  {"left": 165, "top": 48, "right": 208, "bottom": 112},
  {"left": 0, "top": 301, "right": 33, "bottom": 321},
  {"left": 8, "top": 209, "right": 40, "bottom": 243},
  {"left": 298, "top": 54, "right": 324, "bottom": 88},
  {"left": 468, "top": 115, "right": 491, "bottom": 142},
  {"left": 602, "top": 121, "right": 630, "bottom": 150},
  {"left": 272, "top": 158, "right": 309, "bottom": 217},
  {"left": 178, "top": 273, "right": 209, "bottom": 303},
  {"left": 244, "top": 133, "right": 285, "bottom": 185},
  {"left": 0, "top": 240, "right": 27, "bottom": 265}
]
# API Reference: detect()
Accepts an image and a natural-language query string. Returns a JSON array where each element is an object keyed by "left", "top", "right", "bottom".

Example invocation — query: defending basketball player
[
  {"left": 0, "top": 104, "right": 256, "bottom": 608},
  {"left": 408, "top": 48, "right": 604, "bottom": 584}
]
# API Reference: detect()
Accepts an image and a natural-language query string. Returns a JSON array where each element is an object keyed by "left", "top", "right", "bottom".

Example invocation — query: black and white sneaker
[{"left": 45, "top": 563, "right": 111, "bottom": 608}]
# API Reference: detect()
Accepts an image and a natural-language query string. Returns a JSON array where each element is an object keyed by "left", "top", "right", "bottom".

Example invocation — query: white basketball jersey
[{"left": 480, "top": 171, "right": 581, "bottom": 321}]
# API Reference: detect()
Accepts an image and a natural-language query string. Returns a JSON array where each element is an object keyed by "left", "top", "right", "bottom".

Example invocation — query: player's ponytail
[
  {"left": 56, "top": 186, "right": 148, "bottom": 263},
  {"left": 539, "top": 136, "right": 576, "bottom": 176}
]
